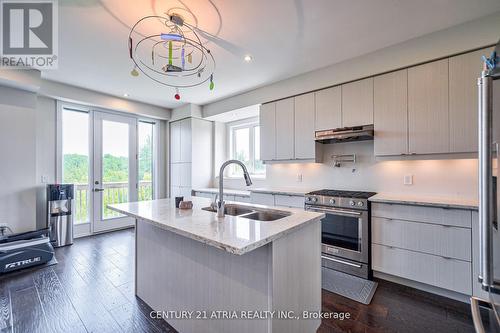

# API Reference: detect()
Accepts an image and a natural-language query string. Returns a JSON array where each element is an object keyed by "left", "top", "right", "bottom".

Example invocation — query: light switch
[
  {"left": 41, "top": 175, "right": 48, "bottom": 183},
  {"left": 404, "top": 175, "right": 413, "bottom": 185}
]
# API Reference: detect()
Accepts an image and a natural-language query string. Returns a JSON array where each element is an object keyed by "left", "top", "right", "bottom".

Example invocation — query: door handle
[
  {"left": 470, "top": 297, "right": 487, "bottom": 333},
  {"left": 93, "top": 188, "right": 105, "bottom": 192},
  {"left": 321, "top": 255, "right": 362, "bottom": 268}
]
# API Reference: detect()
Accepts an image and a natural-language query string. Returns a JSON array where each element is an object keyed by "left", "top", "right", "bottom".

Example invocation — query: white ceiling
[{"left": 43, "top": 0, "right": 500, "bottom": 109}]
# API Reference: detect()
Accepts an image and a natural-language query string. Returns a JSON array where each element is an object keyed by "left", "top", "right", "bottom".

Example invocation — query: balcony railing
[{"left": 74, "top": 181, "right": 153, "bottom": 224}]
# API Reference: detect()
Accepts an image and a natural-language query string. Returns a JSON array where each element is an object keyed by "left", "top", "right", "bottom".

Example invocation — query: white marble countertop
[
  {"left": 369, "top": 193, "right": 478, "bottom": 210},
  {"left": 193, "top": 187, "right": 312, "bottom": 197},
  {"left": 109, "top": 197, "right": 324, "bottom": 255},
  {"left": 193, "top": 187, "right": 251, "bottom": 197}
]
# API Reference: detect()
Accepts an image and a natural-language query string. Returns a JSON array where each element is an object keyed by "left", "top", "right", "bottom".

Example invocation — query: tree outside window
[{"left": 229, "top": 122, "right": 265, "bottom": 177}]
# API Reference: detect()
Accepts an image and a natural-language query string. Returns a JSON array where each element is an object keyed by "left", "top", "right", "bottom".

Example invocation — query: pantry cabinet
[
  {"left": 374, "top": 69, "right": 408, "bottom": 156},
  {"left": 342, "top": 77, "right": 374, "bottom": 127},
  {"left": 170, "top": 118, "right": 212, "bottom": 198}
]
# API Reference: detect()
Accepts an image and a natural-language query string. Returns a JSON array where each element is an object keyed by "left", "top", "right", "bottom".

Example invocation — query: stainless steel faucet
[{"left": 217, "top": 160, "right": 252, "bottom": 217}]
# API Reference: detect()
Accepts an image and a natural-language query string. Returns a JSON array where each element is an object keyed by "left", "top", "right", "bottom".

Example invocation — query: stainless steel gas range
[{"left": 305, "top": 189, "right": 376, "bottom": 279}]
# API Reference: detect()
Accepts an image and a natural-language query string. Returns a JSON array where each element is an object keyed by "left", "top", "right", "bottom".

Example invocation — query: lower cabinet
[
  {"left": 274, "top": 194, "right": 305, "bottom": 208},
  {"left": 372, "top": 244, "right": 472, "bottom": 295},
  {"left": 251, "top": 192, "right": 304, "bottom": 208},
  {"left": 192, "top": 191, "right": 251, "bottom": 203},
  {"left": 371, "top": 202, "right": 473, "bottom": 295},
  {"left": 251, "top": 193, "right": 275, "bottom": 206}
]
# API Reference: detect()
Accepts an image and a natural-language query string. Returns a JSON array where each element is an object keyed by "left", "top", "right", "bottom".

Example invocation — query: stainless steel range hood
[{"left": 315, "top": 124, "right": 374, "bottom": 144}]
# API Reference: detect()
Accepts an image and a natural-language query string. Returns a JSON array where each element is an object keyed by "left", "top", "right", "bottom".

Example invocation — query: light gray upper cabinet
[
  {"left": 374, "top": 69, "right": 408, "bottom": 156},
  {"left": 449, "top": 47, "right": 493, "bottom": 153},
  {"left": 408, "top": 59, "right": 449, "bottom": 154},
  {"left": 342, "top": 77, "right": 374, "bottom": 127},
  {"left": 294, "top": 93, "right": 315, "bottom": 159},
  {"left": 315, "top": 86, "right": 341, "bottom": 131},
  {"left": 260, "top": 102, "right": 276, "bottom": 161},
  {"left": 275, "top": 97, "right": 295, "bottom": 160}
]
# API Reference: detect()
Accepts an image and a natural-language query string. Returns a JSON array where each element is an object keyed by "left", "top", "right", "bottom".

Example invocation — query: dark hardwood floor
[{"left": 0, "top": 229, "right": 477, "bottom": 333}]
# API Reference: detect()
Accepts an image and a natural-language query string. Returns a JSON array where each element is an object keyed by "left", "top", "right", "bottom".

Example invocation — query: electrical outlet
[
  {"left": 297, "top": 174, "right": 303, "bottom": 182},
  {"left": 404, "top": 175, "right": 413, "bottom": 185},
  {"left": 41, "top": 175, "right": 48, "bottom": 183}
]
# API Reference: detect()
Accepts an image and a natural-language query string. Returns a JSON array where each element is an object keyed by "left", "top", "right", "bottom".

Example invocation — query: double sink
[{"left": 202, "top": 204, "right": 290, "bottom": 221}]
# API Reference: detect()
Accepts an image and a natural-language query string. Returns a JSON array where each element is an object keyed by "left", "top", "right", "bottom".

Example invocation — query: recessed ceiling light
[
  {"left": 244, "top": 55, "right": 253, "bottom": 62},
  {"left": 123, "top": 93, "right": 129, "bottom": 97}
]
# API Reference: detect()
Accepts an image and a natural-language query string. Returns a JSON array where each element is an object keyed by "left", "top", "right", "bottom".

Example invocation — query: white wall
[
  {"left": 0, "top": 87, "right": 37, "bottom": 232},
  {"left": 225, "top": 142, "right": 478, "bottom": 200},
  {"left": 35, "top": 96, "right": 57, "bottom": 229}
]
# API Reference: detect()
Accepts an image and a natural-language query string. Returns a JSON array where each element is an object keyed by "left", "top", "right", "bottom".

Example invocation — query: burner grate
[{"left": 307, "top": 189, "right": 376, "bottom": 199}]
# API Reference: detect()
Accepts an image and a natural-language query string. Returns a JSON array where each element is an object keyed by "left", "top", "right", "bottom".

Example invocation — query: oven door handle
[
  {"left": 321, "top": 255, "right": 362, "bottom": 268},
  {"left": 306, "top": 206, "right": 362, "bottom": 217}
]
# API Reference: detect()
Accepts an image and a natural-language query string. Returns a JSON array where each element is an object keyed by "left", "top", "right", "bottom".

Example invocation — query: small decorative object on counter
[
  {"left": 179, "top": 201, "right": 193, "bottom": 210},
  {"left": 175, "top": 196, "right": 184, "bottom": 208}
]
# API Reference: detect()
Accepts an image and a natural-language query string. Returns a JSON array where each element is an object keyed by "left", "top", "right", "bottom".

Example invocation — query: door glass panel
[
  {"left": 138, "top": 121, "right": 154, "bottom": 201},
  {"left": 321, "top": 214, "right": 360, "bottom": 251},
  {"left": 102, "top": 120, "right": 129, "bottom": 219},
  {"left": 62, "top": 110, "right": 89, "bottom": 224}
]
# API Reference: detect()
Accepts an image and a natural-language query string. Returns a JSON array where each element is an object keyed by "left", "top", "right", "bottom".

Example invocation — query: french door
[{"left": 92, "top": 112, "right": 137, "bottom": 232}]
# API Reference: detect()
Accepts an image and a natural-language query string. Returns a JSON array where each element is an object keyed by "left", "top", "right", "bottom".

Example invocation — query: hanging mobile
[
  {"left": 181, "top": 48, "right": 185, "bottom": 70},
  {"left": 130, "top": 65, "right": 139, "bottom": 77},
  {"left": 209, "top": 74, "right": 215, "bottom": 90}
]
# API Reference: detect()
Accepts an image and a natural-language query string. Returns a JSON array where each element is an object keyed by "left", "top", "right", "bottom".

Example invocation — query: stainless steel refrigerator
[{"left": 473, "top": 38, "right": 500, "bottom": 332}]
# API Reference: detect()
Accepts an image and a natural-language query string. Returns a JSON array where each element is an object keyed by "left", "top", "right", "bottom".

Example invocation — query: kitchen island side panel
[
  {"left": 136, "top": 220, "right": 272, "bottom": 333},
  {"left": 272, "top": 220, "right": 322, "bottom": 333}
]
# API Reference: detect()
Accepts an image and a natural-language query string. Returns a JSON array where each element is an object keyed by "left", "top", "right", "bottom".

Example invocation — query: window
[
  {"left": 138, "top": 121, "right": 154, "bottom": 201},
  {"left": 61, "top": 109, "right": 90, "bottom": 224},
  {"left": 229, "top": 121, "right": 265, "bottom": 177}
]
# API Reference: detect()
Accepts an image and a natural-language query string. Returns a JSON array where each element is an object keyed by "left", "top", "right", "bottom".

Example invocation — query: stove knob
[
  {"left": 349, "top": 200, "right": 355, "bottom": 206},
  {"left": 357, "top": 201, "right": 364, "bottom": 207},
  {"left": 311, "top": 197, "right": 318, "bottom": 203},
  {"left": 329, "top": 198, "right": 336, "bottom": 205},
  {"left": 306, "top": 197, "right": 312, "bottom": 202}
]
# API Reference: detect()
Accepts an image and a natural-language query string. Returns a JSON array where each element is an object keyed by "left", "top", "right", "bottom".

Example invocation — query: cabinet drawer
[
  {"left": 372, "top": 217, "right": 471, "bottom": 261},
  {"left": 372, "top": 203, "right": 471, "bottom": 228},
  {"left": 372, "top": 244, "right": 471, "bottom": 295},
  {"left": 274, "top": 194, "right": 304, "bottom": 208},
  {"left": 250, "top": 193, "right": 275, "bottom": 206}
]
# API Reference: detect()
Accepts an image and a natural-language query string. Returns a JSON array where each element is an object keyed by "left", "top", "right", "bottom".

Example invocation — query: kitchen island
[{"left": 109, "top": 197, "right": 324, "bottom": 333}]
